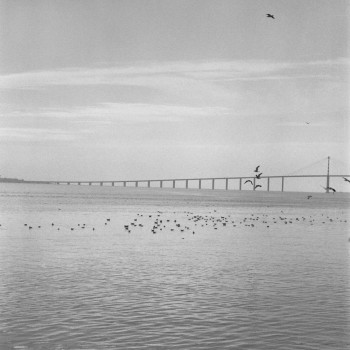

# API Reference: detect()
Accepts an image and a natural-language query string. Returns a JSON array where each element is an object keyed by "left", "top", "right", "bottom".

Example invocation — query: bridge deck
[{"left": 17, "top": 174, "right": 350, "bottom": 193}]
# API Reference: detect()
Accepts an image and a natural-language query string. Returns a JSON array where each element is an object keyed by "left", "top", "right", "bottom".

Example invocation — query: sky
[{"left": 0, "top": 0, "right": 349, "bottom": 185}]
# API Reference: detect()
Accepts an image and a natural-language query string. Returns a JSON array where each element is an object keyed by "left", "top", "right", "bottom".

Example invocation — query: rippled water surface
[{"left": 0, "top": 184, "right": 349, "bottom": 349}]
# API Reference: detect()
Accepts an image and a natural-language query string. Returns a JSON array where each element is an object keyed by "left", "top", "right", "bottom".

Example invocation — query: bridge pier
[
  {"left": 148, "top": 181, "right": 150, "bottom": 188},
  {"left": 239, "top": 178, "right": 242, "bottom": 190},
  {"left": 78, "top": 182, "right": 81, "bottom": 185},
  {"left": 173, "top": 180, "right": 175, "bottom": 188},
  {"left": 112, "top": 182, "right": 114, "bottom": 187},
  {"left": 267, "top": 177, "right": 270, "bottom": 191},
  {"left": 160, "top": 180, "right": 163, "bottom": 188},
  {"left": 135, "top": 181, "right": 138, "bottom": 188},
  {"left": 225, "top": 178, "right": 228, "bottom": 190},
  {"left": 199, "top": 179, "right": 202, "bottom": 189},
  {"left": 281, "top": 177, "right": 284, "bottom": 192},
  {"left": 186, "top": 179, "right": 188, "bottom": 189},
  {"left": 211, "top": 179, "right": 214, "bottom": 190},
  {"left": 253, "top": 177, "right": 256, "bottom": 190},
  {"left": 123, "top": 181, "right": 126, "bottom": 187},
  {"left": 100, "top": 182, "right": 103, "bottom": 186}
]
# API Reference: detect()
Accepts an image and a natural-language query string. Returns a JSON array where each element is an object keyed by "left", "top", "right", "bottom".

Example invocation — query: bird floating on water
[{"left": 266, "top": 14, "right": 275, "bottom": 19}]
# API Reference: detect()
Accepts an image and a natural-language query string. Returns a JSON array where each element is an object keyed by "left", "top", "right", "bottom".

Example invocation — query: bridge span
[{"left": 46, "top": 174, "right": 349, "bottom": 192}]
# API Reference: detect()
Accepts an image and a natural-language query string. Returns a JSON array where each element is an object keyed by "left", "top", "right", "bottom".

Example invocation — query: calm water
[{"left": 0, "top": 184, "right": 349, "bottom": 349}]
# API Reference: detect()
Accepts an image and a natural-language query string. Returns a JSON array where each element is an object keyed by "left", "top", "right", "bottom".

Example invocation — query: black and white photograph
[{"left": 0, "top": 1, "right": 349, "bottom": 349}]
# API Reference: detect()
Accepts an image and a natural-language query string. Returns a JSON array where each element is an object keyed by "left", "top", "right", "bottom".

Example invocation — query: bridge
[
  {"left": 49, "top": 174, "right": 348, "bottom": 192},
  {"left": 18, "top": 157, "right": 350, "bottom": 192}
]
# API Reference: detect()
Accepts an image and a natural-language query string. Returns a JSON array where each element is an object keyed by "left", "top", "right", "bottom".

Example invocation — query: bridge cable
[{"left": 283, "top": 157, "right": 328, "bottom": 176}]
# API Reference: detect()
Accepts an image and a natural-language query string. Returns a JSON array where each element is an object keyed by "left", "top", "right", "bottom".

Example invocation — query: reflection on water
[{"left": 0, "top": 184, "right": 349, "bottom": 349}]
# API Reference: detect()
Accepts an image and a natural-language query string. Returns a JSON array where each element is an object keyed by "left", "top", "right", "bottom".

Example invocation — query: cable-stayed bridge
[{"left": 17, "top": 157, "right": 350, "bottom": 193}]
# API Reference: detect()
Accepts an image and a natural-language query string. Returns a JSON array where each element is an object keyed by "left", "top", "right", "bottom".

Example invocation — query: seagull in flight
[
  {"left": 327, "top": 186, "right": 336, "bottom": 193},
  {"left": 254, "top": 185, "right": 262, "bottom": 189},
  {"left": 266, "top": 14, "right": 275, "bottom": 19},
  {"left": 245, "top": 180, "right": 253, "bottom": 185},
  {"left": 343, "top": 177, "right": 350, "bottom": 183},
  {"left": 255, "top": 173, "right": 263, "bottom": 179},
  {"left": 254, "top": 165, "right": 260, "bottom": 173}
]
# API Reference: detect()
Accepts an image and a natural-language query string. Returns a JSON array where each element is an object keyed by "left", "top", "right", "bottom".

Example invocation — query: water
[{"left": 0, "top": 184, "right": 349, "bottom": 349}]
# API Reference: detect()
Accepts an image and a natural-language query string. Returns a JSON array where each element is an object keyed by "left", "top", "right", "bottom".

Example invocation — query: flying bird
[
  {"left": 327, "top": 186, "right": 336, "bottom": 193},
  {"left": 343, "top": 177, "right": 350, "bottom": 183},
  {"left": 306, "top": 122, "right": 310, "bottom": 124},
  {"left": 254, "top": 185, "right": 262, "bottom": 189},
  {"left": 266, "top": 14, "right": 275, "bottom": 19},
  {"left": 255, "top": 173, "right": 263, "bottom": 179},
  {"left": 245, "top": 180, "right": 253, "bottom": 185},
  {"left": 307, "top": 195, "right": 312, "bottom": 199},
  {"left": 254, "top": 166, "right": 260, "bottom": 173}
]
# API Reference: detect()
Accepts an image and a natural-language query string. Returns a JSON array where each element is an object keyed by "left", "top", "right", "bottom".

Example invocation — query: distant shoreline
[{"left": 0, "top": 177, "right": 24, "bottom": 183}]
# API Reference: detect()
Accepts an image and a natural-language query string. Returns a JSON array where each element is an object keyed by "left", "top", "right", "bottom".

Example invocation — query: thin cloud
[
  {"left": 1, "top": 104, "right": 228, "bottom": 122},
  {"left": 211, "top": 74, "right": 334, "bottom": 82},
  {"left": 0, "top": 59, "right": 346, "bottom": 90},
  {"left": 0, "top": 127, "right": 80, "bottom": 141}
]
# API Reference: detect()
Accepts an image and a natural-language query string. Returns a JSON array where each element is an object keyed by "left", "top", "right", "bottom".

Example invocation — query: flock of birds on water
[
  {"left": 14, "top": 207, "right": 347, "bottom": 239},
  {"left": 121, "top": 210, "right": 347, "bottom": 237}
]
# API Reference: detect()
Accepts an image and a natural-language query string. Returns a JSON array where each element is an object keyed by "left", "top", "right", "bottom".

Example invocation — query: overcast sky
[{"left": 0, "top": 0, "right": 349, "bottom": 182}]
